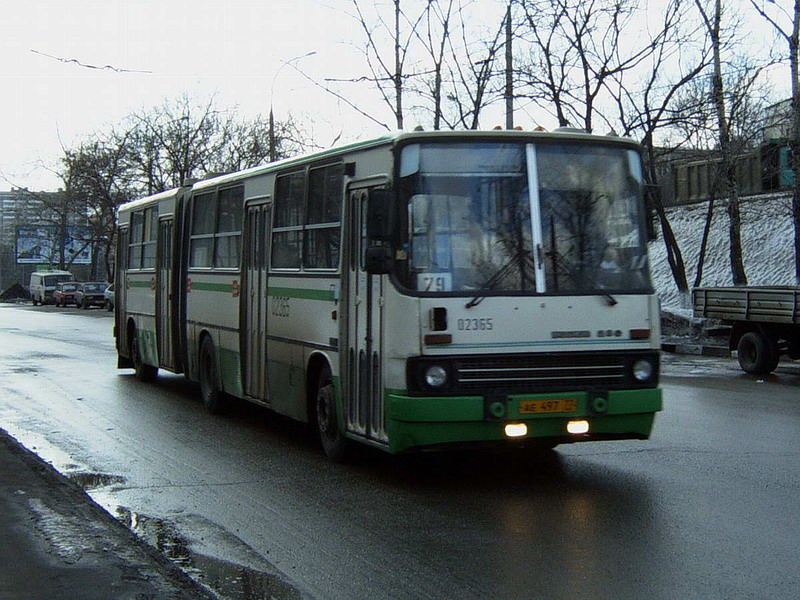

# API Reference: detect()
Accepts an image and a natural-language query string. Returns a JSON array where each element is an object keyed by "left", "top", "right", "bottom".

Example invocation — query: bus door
[
  {"left": 343, "top": 185, "right": 388, "bottom": 444},
  {"left": 156, "top": 218, "right": 176, "bottom": 371},
  {"left": 241, "top": 199, "right": 271, "bottom": 401},
  {"left": 116, "top": 227, "right": 130, "bottom": 360}
]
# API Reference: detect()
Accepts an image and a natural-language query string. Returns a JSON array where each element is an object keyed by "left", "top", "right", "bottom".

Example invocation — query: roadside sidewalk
[{"left": 0, "top": 428, "right": 214, "bottom": 600}]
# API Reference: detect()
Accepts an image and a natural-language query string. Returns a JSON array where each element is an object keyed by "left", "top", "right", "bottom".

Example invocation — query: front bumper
[{"left": 385, "top": 388, "right": 662, "bottom": 453}]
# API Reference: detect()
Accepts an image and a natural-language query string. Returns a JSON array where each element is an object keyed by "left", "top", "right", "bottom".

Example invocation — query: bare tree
[
  {"left": 409, "top": 0, "right": 507, "bottom": 130},
  {"left": 210, "top": 114, "right": 306, "bottom": 175},
  {"left": 750, "top": 0, "right": 800, "bottom": 284},
  {"left": 122, "top": 94, "right": 297, "bottom": 194},
  {"left": 607, "top": 0, "right": 712, "bottom": 304},
  {"left": 693, "top": 0, "right": 762, "bottom": 286},
  {"left": 62, "top": 131, "right": 139, "bottom": 280},
  {"left": 347, "top": 0, "right": 430, "bottom": 129},
  {"left": 516, "top": 0, "right": 662, "bottom": 133},
  {"left": 412, "top": 0, "right": 455, "bottom": 129},
  {"left": 443, "top": 10, "right": 506, "bottom": 130}
]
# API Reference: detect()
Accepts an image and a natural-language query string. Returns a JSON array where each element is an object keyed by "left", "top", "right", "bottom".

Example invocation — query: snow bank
[{"left": 649, "top": 193, "right": 796, "bottom": 310}]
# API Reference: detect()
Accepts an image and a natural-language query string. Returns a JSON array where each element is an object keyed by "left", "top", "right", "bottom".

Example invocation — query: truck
[
  {"left": 692, "top": 286, "right": 800, "bottom": 375},
  {"left": 29, "top": 268, "right": 75, "bottom": 305}
]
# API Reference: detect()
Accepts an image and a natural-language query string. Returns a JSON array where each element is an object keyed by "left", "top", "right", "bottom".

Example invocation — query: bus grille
[{"left": 453, "top": 352, "right": 645, "bottom": 394}]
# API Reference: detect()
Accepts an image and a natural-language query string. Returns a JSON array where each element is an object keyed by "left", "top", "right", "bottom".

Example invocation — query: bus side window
[
  {"left": 190, "top": 192, "right": 215, "bottom": 268},
  {"left": 129, "top": 211, "right": 144, "bottom": 269},
  {"left": 215, "top": 186, "right": 243, "bottom": 268},
  {"left": 271, "top": 172, "right": 305, "bottom": 269},
  {"left": 305, "top": 164, "right": 343, "bottom": 269}
]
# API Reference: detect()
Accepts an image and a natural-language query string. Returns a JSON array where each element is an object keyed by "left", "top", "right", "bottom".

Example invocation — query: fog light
[
  {"left": 567, "top": 420, "right": 590, "bottom": 435},
  {"left": 505, "top": 423, "right": 528, "bottom": 438}
]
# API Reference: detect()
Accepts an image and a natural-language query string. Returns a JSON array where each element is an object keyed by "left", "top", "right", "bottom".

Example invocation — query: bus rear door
[{"left": 241, "top": 199, "right": 271, "bottom": 401}]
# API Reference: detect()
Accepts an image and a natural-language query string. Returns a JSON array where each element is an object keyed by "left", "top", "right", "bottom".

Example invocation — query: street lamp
[{"left": 269, "top": 51, "right": 317, "bottom": 162}]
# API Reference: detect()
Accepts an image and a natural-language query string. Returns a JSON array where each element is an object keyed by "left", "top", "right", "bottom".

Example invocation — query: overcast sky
[
  {"left": 0, "top": 0, "right": 784, "bottom": 192},
  {"left": 1, "top": 0, "right": 394, "bottom": 191}
]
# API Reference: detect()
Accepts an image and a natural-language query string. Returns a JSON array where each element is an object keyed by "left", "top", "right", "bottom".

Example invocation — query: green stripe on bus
[
  {"left": 191, "top": 282, "right": 232, "bottom": 293},
  {"left": 268, "top": 287, "right": 336, "bottom": 301},
  {"left": 128, "top": 280, "right": 152, "bottom": 288}
]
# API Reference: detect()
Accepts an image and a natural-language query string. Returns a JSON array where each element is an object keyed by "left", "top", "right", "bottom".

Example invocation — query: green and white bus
[{"left": 115, "top": 129, "right": 663, "bottom": 460}]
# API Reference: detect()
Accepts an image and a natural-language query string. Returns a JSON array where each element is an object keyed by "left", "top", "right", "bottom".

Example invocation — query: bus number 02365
[{"left": 457, "top": 318, "right": 493, "bottom": 331}]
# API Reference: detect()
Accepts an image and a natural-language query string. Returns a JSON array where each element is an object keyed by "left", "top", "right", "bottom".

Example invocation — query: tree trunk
[
  {"left": 694, "top": 196, "right": 716, "bottom": 288},
  {"left": 394, "top": 0, "right": 404, "bottom": 129},
  {"left": 643, "top": 140, "right": 689, "bottom": 297},
  {"left": 791, "top": 0, "right": 800, "bottom": 283},
  {"left": 706, "top": 0, "right": 747, "bottom": 285}
]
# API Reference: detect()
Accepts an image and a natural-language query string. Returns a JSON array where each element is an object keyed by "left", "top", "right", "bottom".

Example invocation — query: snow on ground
[{"left": 648, "top": 192, "right": 797, "bottom": 311}]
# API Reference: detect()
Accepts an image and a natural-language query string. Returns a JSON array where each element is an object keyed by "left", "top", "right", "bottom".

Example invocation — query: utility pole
[{"left": 505, "top": 2, "right": 514, "bottom": 129}]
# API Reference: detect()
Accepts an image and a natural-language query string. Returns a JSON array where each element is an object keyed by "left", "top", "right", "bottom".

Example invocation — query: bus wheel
[
  {"left": 130, "top": 331, "right": 158, "bottom": 382},
  {"left": 315, "top": 366, "right": 348, "bottom": 462},
  {"left": 737, "top": 331, "right": 778, "bottom": 375},
  {"left": 199, "top": 338, "right": 226, "bottom": 414}
]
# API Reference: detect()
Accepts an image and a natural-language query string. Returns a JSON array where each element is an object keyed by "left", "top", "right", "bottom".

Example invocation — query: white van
[{"left": 29, "top": 269, "right": 75, "bottom": 305}]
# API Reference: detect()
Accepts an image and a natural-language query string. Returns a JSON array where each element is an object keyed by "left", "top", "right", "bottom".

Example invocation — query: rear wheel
[
  {"left": 130, "top": 330, "right": 158, "bottom": 382},
  {"left": 315, "top": 366, "right": 348, "bottom": 462},
  {"left": 737, "top": 331, "right": 778, "bottom": 375},
  {"left": 199, "top": 337, "right": 226, "bottom": 414}
]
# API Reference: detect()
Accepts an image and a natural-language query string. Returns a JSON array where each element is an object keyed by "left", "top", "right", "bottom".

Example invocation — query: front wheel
[
  {"left": 130, "top": 331, "right": 158, "bottom": 382},
  {"left": 199, "top": 337, "right": 226, "bottom": 414},
  {"left": 315, "top": 366, "right": 348, "bottom": 462}
]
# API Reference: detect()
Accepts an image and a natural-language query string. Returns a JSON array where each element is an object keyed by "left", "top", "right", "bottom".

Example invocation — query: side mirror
[
  {"left": 364, "top": 246, "right": 393, "bottom": 274},
  {"left": 366, "top": 188, "right": 392, "bottom": 242}
]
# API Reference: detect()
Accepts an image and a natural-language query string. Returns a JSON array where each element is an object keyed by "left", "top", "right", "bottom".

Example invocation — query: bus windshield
[{"left": 396, "top": 141, "right": 651, "bottom": 295}]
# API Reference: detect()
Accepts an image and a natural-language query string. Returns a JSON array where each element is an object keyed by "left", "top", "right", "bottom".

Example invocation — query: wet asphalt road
[{"left": 0, "top": 303, "right": 798, "bottom": 600}]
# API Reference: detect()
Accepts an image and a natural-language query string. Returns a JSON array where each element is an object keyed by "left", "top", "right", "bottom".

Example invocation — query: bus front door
[
  {"left": 241, "top": 201, "right": 270, "bottom": 401},
  {"left": 344, "top": 186, "right": 388, "bottom": 445}
]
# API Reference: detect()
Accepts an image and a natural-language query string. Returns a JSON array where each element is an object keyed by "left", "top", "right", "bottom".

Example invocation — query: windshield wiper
[
  {"left": 465, "top": 248, "right": 533, "bottom": 309},
  {"left": 548, "top": 248, "right": 618, "bottom": 307}
]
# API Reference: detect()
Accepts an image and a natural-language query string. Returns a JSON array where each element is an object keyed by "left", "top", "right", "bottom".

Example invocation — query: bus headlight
[
  {"left": 632, "top": 359, "right": 654, "bottom": 382},
  {"left": 424, "top": 365, "right": 448, "bottom": 388}
]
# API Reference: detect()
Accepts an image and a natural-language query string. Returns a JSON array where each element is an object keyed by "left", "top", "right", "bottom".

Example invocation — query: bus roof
[{"left": 120, "top": 128, "right": 640, "bottom": 212}]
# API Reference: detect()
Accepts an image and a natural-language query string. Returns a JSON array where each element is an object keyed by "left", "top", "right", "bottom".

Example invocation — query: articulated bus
[{"left": 115, "top": 129, "right": 663, "bottom": 460}]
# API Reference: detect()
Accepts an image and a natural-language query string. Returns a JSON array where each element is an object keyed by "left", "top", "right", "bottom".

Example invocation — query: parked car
[
  {"left": 53, "top": 282, "right": 80, "bottom": 307},
  {"left": 104, "top": 283, "right": 115, "bottom": 311},
  {"left": 29, "top": 269, "right": 75, "bottom": 305},
  {"left": 75, "top": 282, "right": 108, "bottom": 309}
]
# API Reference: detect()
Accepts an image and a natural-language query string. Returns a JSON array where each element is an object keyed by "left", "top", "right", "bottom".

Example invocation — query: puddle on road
[
  {"left": 112, "top": 507, "right": 303, "bottom": 600},
  {"left": 3, "top": 424, "right": 303, "bottom": 599},
  {"left": 66, "top": 471, "right": 127, "bottom": 490}
]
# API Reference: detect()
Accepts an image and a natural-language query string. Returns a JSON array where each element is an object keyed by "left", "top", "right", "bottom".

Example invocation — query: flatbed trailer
[{"left": 692, "top": 286, "right": 800, "bottom": 374}]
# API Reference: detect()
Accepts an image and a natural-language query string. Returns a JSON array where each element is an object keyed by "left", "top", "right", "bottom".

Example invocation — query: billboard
[{"left": 15, "top": 226, "right": 92, "bottom": 264}]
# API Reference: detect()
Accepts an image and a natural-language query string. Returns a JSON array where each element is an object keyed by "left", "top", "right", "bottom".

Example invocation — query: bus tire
[
  {"left": 737, "top": 331, "right": 777, "bottom": 375},
  {"left": 315, "top": 366, "right": 348, "bottom": 462},
  {"left": 131, "top": 330, "right": 158, "bottom": 382},
  {"left": 199, "top": 337, "right": 226, "bottom": 415}
]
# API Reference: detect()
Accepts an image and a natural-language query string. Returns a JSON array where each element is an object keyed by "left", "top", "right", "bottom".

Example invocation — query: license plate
[{"left": 519, "top": 398, "right": 577, "bottom": 414}]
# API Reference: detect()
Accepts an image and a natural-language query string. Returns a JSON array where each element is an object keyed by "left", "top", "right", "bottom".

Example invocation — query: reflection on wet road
[{"left": 1, "top": 305, "right": 799, "bottom": 599}]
